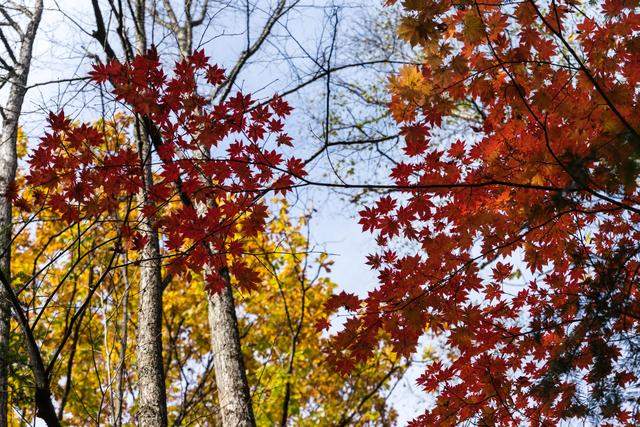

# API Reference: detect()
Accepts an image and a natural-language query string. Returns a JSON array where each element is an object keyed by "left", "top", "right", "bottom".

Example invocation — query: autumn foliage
[
  {"left": 26, "top": 49, "right": 304, "bottom": 293},
  {"left": 8, "top": 0, "right": 640, "bottom": 424},
  {"left": 326, "top": 0, "right": 640, "bottom": 425},
  {"left": 9, "top": 191, "right": 403, "bottom": 424}
]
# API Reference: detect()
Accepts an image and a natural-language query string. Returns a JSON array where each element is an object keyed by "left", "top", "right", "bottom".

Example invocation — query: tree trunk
[
  {"left": 164, "top": 10, "right": 257, "bottom": 425},
  {"left": 135, "top": 124, "right": 168, "bottom": 427},
  {"left": 207, "top": 271, "right": 256, "bottom": 427},
  {"left": 131, "top": 3, "right": 167, "bottom": 425},
  {"left": 116, "top": 263, "right": 131, "bottom": 427},
  {"left": 0, "top": 2, "right": 43, "bottom": 425},
  {"left": 136, "top": 230, "right": 167, "bottom": 426},
  {"left": 0, "top": 267, "right": 59, "bottom": 426},
  {"left": 34, "top": 386, "right": 59, "bottom": 427}
]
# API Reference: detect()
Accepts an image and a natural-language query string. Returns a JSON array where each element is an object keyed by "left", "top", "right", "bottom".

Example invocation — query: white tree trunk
[
  {"left": 0, "top": 2, "right": 43, "bottom": 425},
  {"left": 169, "top": 11, "right": 257, "bottom": 423},
  {"left": 207, "top": 273, "right": 256, "bottom": 427},
  {"left": 131, "top": 3, "right": 168, "bottom": 424}
]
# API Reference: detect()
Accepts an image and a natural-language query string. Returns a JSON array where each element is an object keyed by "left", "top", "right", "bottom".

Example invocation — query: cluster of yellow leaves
[
  {"left": 161, "top": 204, "right": 405, "bottom": 425},
  {"left": 388, "top": 66, "right": 432, "bottom": 106}
]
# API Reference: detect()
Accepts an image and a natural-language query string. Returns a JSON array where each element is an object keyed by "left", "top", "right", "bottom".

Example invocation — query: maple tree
[
  {"left": 27, "top": 48, "right": 302, "bottom": 294},
  {"left": 10, "top": 133, "right": 406, "bottom": 424},
  {"left": 4, "top": 5, "right": 414, "bottom": 423},
  {"left": 160, "top": 205, "right": 406, "bottom": 426},
  {"left": 326, "top": 0, "right": 640, "bottom": 425},
  {"left": 2, "top": 120, "right": 135, "bottom": 424},
  {"left": 8, "top": 0, "right": 640, "bottom": 424},
  {"left": 8, "top": 48, "right": 304, "bottom": 426},
  {"left": 13, "top": 43, "right": 410, "bottom": 426}
]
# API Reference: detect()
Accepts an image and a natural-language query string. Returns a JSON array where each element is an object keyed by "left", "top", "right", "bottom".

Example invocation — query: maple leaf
[
  {"left": 388, "top": 65, "right": 431, "bottom": 105},
  {"left": 286, "top": 158, "right": 306, "bottom": 177},
  {"left": 228, "top": 92, "right": 252, "bottom": 111},
  {"left": 376, "top": 196, "right": 396, "bottom": 214},
  {"left": 314, "top": 318, "right": 331, "bottom": 332},
  {"left": 250, "top": 105, "right": 271, "bottom": 123},
  {"left": 401, "top": 124, "right": 430, "bottom": 157},
  {"left": 205, "top": 64, "right": 226, "bottom": 85},
  {"left": 188, "top": 49, "right": 208, "bottom": 68},
  {"left": 247, "top": 123, "right": 265, "bottom": 142},
  {"left": 325, "top": 291, "right": 361, "bottom": 312},
  {"left": 268, "top": 118, "right": 284, "bottom": 133},
  {"left": 47, "top": 110, "right": 70, "bottom": 131},
  {"left": 270, "top": 96, "right": 292, "bottom": 117},
  {"left": 462, "top": 10, "right": 484, "bottom": 44},
  {"left": 276, "top": 133, "right": 293, "bottom": 147},
  {"left": 448, "top": 140, "right": 466, "bottom": 159}
]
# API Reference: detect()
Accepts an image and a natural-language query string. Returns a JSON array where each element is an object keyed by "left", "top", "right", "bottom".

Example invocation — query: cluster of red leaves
[
  {"left": 328, "top": 0, "right": 640, "bottom": 425},
  {"left": 27, "top": 49, "right": 304, "bottom": 292}
]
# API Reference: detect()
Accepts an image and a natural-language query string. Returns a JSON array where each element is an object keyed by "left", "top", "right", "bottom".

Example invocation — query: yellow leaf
[
  {"left": 463, "top": 10, "right": 484, "bottom": 44},
  {"left": 531, "top": 173, "right": 545, "bottom": 186},
  {"left": 388, "top": 65, "right": 432, "bottom": 104}
]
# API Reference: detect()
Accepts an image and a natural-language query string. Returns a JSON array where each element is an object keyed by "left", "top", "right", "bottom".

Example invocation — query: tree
[
  {"left": 22, "top": 48, "right": 302, "bottom": 425},
  {"left": 328, "top": 0, "right": 640, "bottom": 425},
  {"left": 12, "top": 115, "right": 408, "bottom": 424},
  {"left": 83, "top": 2, "right": 312, "bottom": 423},
  {"left": 8, "top": 115, "right": 135, "bottom": 426},
  {"left": 88, "top": 2, "right": 170, "bottom": 423},
  {"left": 10, "top": 1, "right": 412, "bottom": 423},
  {"left": 0, "top": 2, "right": 43, "bottom": 425},
  {"left": 162, "top": 203, "right": 407, "bottom": 426}
]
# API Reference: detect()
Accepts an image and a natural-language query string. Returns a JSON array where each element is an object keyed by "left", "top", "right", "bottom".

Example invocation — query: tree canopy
[
  {"left": 328, "top": 0, "right": 640, "bottom": 425},
  {"left": 2, "top": 0, "right": 640, "bottom": 426}
]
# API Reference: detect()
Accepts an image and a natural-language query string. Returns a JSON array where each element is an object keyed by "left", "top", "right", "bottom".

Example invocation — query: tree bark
[
  {"left": 136, "top": 223, "right": 167, "bottom": 426},
  {"left": 116, "top": 263, "right": 131, "bottom": 427},
  {"left": 34, "top": 386, "right": 59, "bottom": 427},
  {"left": 134, "top": 123, "right": 168, "bottom": 427},
  {"left": 157, "top": 7, "right": 257, "bottom": 424},
  {"left": 207, "top": 270, "right": 256, "bottom": 427},
  {"left": 0, "top": 2, "right": 43, "bottom": 425},
  {"left": 126, "top": 2, "right": 168, "bottom": 425}
]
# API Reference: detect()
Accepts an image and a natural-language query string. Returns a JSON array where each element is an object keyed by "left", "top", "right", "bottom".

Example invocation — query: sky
[{"left": 10, "top": 0, "right": 428, "bottom": 424}]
